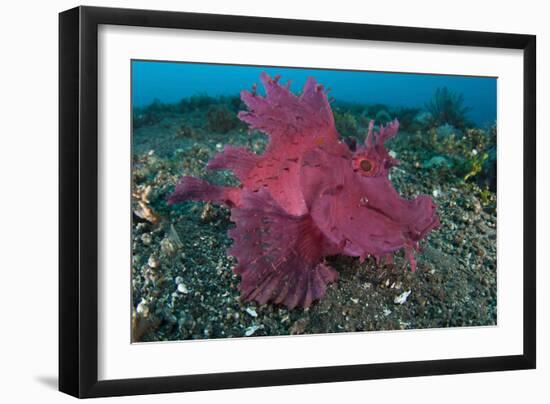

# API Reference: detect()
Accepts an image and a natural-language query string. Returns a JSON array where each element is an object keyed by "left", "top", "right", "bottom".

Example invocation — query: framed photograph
[{"left": 59, "top": 6, "right": 536, "bottom": 398}]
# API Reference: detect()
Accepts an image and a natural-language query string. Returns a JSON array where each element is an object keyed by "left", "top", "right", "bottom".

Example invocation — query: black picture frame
[{"left": 59, "top": 5, "right": 536, "bottom": 398}]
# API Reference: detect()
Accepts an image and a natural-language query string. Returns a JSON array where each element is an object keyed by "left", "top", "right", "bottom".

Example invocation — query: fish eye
[{"left": 360, "top": 159, "right": 372, "bottom": 172}]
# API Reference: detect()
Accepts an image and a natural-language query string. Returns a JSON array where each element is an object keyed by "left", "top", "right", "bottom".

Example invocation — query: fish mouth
[
  {"left": 355, "top": 194, "right": 440, "bottom": 252},
  {"left": 405, "top": 196, "right": 440, "bottom": 242},
  {"left": 409, "top": 214, "right": 440, "bottom": 242},
  {"left": 360, "top": 193, "right": 440, "bottom": 241}
]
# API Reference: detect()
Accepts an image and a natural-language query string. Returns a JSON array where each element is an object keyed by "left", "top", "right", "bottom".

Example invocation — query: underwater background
[
  {"left": 131, "top": 60, "right": 497, "bottom": 342},
  {"left": 133, "top": 61, "right": 496, "bottom": 127}
]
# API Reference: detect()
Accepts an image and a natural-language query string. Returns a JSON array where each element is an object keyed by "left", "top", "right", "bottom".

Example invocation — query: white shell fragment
[
  {"left": 394, "top": 290, "right": 412, "bottom": 305},
  {"left": 245, "top": 325, "right": 262, "bottom": 336},
  {"left": 245, "top": 307, "right": 258, "bottom": 317},
  {"left": 177, "top": 283, "right": 189, "bottom": 294},
  {"left": 136, "top": 299, "right": 149, "bottom": 317}
]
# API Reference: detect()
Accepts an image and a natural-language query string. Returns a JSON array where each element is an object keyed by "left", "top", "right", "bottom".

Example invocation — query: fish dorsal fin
[{"left": 238, "top": 72, "right": 339, "bottom": 151}]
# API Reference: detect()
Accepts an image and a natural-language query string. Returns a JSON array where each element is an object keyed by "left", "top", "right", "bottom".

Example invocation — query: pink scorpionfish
[{"left": 168, "top": 73, "right": 440, "bottom": 309}]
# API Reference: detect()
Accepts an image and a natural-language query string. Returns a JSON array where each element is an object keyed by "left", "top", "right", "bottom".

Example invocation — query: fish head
[{"left": 300, "top": 119, "right": 439, "bottom": 263}]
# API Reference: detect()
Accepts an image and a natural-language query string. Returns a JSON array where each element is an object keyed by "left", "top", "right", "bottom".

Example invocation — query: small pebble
[
  {"left": 177, "top": 283, "right": 189, "bottom": 294},
  {"left": 290, "top": 318, "right": 309, "bottom": 335},
  {"left": 399, "top": 320, "right": 411, "bottom": 329},
  {"left": 148, "top": 255, "right": 160, "bottom": 269},
  {"left": 160, "top": 238, "right": 176, "bottom": 257},
  {"left": 141, "top": 233, "right": 152, "bottom": 245}
]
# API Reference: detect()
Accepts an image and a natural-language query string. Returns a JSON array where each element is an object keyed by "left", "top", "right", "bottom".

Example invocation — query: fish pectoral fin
[{"left": 228, "top": 188, "right": 339, "bottom": 309}]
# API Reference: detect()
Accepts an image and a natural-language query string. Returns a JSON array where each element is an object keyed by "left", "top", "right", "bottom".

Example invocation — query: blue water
[{"left": 132, "top": 60, "right": 497, "bottom": 126}]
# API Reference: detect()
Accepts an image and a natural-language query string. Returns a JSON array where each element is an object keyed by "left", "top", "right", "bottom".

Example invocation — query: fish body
[{"left": 169, "top": 73, "right": 439, "bottom": 309}]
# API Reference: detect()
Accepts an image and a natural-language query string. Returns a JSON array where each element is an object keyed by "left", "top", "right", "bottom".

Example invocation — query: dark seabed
[{"left": 130, "top": 79, "right": 497, "bottom": 342}]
